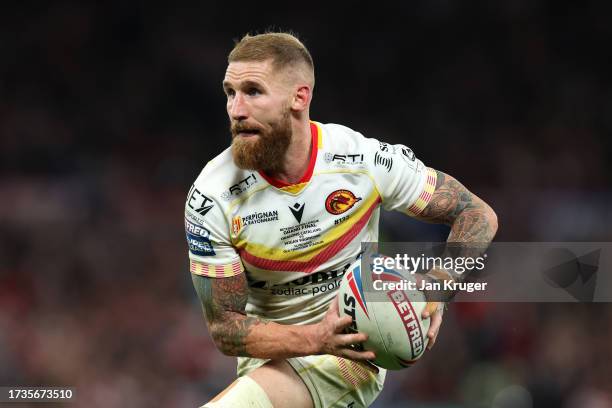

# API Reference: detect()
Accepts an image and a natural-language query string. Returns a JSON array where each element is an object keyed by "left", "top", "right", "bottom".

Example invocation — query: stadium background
[{"left": 1, "top": 1, "right": 611, "bottom": 407}]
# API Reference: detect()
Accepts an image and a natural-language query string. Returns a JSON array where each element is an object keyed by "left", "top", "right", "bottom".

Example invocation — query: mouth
[
  {"left": 234, "top": 128, "right": 261, "bottom": 138},
  {"left": 237, "top": 130, "right": 260, "bottom": 137}
]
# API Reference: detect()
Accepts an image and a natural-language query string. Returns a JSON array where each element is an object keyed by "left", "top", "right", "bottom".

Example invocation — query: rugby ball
[{"left": 337, "top": 258, "right": 430, "bottom": 370}]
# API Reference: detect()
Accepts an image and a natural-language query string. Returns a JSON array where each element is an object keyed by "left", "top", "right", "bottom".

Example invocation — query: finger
[
  {"left": 426, "top": 312, "right": 442, "bottom": 350},
  {"left": 333, "top": 315, "right": 354, "bottom": 333},
  {"left": 428, "top": 309, "right": 443, "bottom": 335},
  {"left": 426, "top": 327, "right": 439, "bottom": 350},
  {"left": 338, "top": 347, "right": 376, "bottom": 362},
  {"left": 336, "top": 332, "right": 368, "bottom": 346},
  {"left": 421, "top": 301, "right": 439, "bottom": 319}
]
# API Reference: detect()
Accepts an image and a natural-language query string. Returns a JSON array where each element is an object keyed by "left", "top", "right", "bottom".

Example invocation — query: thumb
[
  {"left": 422, "top": 301, "right": 439, "bottom": 319},
  {"left": 326, "top": 297, "right": 353, "bottom": 333}
]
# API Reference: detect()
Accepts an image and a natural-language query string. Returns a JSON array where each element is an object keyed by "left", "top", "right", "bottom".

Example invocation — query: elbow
[
  {"left": 208, "top": 324, "right": 238, "bottom": 356},
  {"left": 215, "top": 341, "right": 238, "bottom": 357}
]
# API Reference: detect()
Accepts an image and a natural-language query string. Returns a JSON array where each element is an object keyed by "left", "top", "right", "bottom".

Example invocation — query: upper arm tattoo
[
  {"left": 191, "top": 273, "right": 261, "bottom": 356},
  {"left": 412, "top": 170, "right": 497, "bottom": 243}
]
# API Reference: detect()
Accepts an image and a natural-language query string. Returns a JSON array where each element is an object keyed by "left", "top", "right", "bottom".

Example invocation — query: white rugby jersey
[{"left": 185, "top": 121, "right": 437, "bottom": 325}]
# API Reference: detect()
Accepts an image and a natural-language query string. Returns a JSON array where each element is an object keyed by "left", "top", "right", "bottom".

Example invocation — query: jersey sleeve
[
  {"left": 184, "top": 184, "right": 244, "bottom": 278},
  {"left": 365, "top": 138, "right": 437, "bottom": 216}
]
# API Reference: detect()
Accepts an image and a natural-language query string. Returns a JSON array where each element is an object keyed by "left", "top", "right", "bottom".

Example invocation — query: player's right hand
[{"left": 314, "top": 298, "right": 377, "bottom": 363}]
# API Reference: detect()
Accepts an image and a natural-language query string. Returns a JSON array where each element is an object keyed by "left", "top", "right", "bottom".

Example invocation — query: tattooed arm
[
  {"left": 413, "top": 170, "right": 498, "bottom": 281},
  {"left": 410, "top": 169, "right": 498, "bottom": 348},
  {"left": 413, "top": 170, "right": 498, "bottom": 246},
  {"left": 192, "top": 273, "right": 376, "bottom": 360}
]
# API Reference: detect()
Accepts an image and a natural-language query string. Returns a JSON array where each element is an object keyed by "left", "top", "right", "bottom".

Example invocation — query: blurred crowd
[{"left": 1, "top": 1, "right": 611, "bottom": 407}]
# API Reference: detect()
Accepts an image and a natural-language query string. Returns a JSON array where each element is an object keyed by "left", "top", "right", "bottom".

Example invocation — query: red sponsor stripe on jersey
[{"left": 239, "top": 196, "right": 381, "bottom": 272}]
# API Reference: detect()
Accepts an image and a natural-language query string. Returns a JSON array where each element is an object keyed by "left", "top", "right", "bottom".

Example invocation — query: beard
[{"left": 231, "top": 109, "right": 292, "bottom": 173}]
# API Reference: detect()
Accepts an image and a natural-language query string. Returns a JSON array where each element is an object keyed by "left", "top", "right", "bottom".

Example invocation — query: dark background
[{"left": 1, "top": 1, "right": 611, "bottom": 407}]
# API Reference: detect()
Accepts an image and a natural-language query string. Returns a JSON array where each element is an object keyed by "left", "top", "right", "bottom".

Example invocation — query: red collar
[{"left": 258, "top": 122, "right": 319, "bottom": 188}]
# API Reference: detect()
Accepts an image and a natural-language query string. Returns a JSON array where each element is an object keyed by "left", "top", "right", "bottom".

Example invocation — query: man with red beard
[{"left": 186, "top": 32, "right": 497, "bottom": 408}]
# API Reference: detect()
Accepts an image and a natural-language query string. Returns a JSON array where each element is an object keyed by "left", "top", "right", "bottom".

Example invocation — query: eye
[{"left": 246, "top": 87, "right": 261, "bottom": 96}]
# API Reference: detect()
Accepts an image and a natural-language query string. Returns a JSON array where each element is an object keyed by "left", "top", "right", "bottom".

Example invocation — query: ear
[{"left": 290, "top": 85, "right": 312, "bottom": 112}]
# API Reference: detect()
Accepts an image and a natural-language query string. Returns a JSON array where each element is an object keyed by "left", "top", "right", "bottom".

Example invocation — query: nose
[{"left": 229, "top": 92, "right": 249, "bottom": 121}]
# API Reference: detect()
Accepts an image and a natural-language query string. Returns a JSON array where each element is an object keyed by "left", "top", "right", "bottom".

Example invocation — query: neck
[{"left": 268, "top": 119, "right": 312, "bottom": 184}]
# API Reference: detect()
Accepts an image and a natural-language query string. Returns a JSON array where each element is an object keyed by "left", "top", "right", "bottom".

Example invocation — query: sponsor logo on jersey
[
  {"left": 400, "top": 146, "right": 416, "bottom": 162},
  {"left": 325, "top": 189, "right": 362, "bottom": 215},
  {"left": 250, "top": 262, "right": 352, "bottom": 289},
  {"left": 374, "top": 151, "right": 393, "bottom": 172},
  {"left": 288, "top": 202, "right": 305, "bottom": 223},
  {"left": 378, "top": 142, "right": 417, "bottom": 166},
  {"left": 185, "top": 218, "right": 210, "bottom": 238},
  {"left": 185, "top": 218, "right": 215, "bottom": 256},
  {"left": 232, "top": 215, "right": 243, "bottom": 235},
  {"left": 185, "top": 210, "right": 205, "bottom": 225},
  {"left": 232, "top": 210, "right": 279, "bottom": 234},
  {"left": 324, "top": 153, "right": 364, "bottom": 165},
  {"left": 187, "top": 237, "right": 215, "bottom": 256},
  {"left": 221, "top": 173, "right": 258, "bottom": 201},
  {"left": 187, "top": 186, "right": 214, "bottom": 216},
  {"left": 378, "top": 142, "right": 391, "bottom": 153}
]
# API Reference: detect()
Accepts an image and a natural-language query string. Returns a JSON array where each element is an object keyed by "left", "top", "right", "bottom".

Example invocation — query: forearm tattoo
[
  {"left": 192, "top": 273, "right": 262, "bottom": 356},
  {"left": 415, "top": 171, "right": 497, "bottom": 243},
  {"left": 413, "top": 170, "right": 498, "bottom": 285}
]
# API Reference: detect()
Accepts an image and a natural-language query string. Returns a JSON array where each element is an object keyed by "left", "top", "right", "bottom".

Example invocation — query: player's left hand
[
  {"left": 414, "top": 271, "right": 447, "bottom": 351},
  {"left": 421, "top": 301, "right": 444, "bottom": 350}
]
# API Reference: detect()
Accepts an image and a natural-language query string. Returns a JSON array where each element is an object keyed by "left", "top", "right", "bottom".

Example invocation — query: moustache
[{"left": 231, "top": 123, "right": 265, "bottom": 136}]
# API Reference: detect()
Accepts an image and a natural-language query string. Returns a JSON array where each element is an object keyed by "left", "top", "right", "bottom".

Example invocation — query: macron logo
[{"left": 289, "top": 202, "right": 305, "bottom": 223}]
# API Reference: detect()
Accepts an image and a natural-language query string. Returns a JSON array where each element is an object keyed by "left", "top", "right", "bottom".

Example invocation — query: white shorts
[{"left": 237, "top": 355, "right": 386, "bottom": 408}]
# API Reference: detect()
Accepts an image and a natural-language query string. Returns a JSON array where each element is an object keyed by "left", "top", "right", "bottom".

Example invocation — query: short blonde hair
[{"left": 228, "top": 32, "right": 315, "bottom": 86}]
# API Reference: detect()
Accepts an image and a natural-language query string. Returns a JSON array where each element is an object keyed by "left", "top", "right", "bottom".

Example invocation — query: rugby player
[{"left": 185, "top": 32, "right": 498, "bottom": 408}]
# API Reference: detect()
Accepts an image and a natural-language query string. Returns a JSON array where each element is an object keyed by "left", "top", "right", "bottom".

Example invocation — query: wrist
[
  {"left": 303, "top": 323, "right": 324, "bottom": 355},
  {"left": 422, "top": 268, "right": 456, "bottom": 302},
  {"left": 426, "top": 267, "right": 456, "bottom": 283}
]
